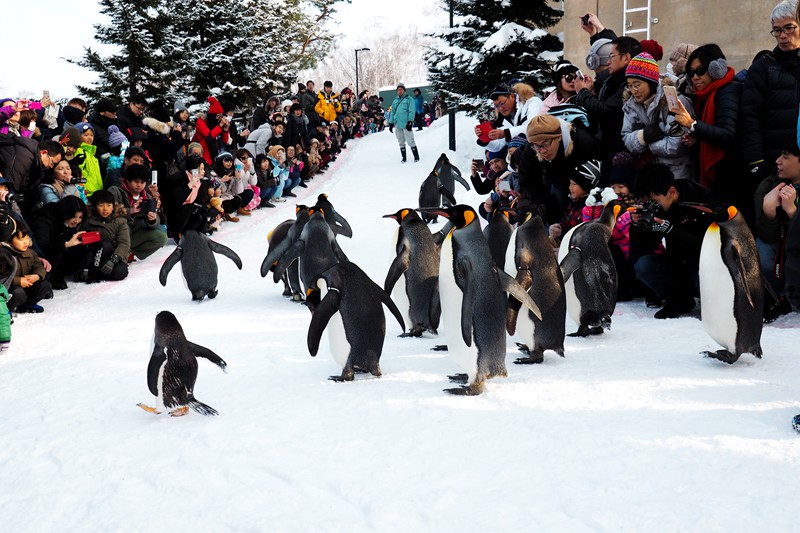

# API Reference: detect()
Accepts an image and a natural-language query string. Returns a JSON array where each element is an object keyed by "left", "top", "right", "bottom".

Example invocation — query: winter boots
[
  {"left": 401, "top": 147, "right": 407, "bottom": 163},
  {"left": 411, "top": 146, "right": 420, "bottom": 162}
]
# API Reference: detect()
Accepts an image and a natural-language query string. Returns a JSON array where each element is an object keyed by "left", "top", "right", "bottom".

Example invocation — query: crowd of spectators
[{"left": 469, "top": 0, "right": 800, "bottom": 322}]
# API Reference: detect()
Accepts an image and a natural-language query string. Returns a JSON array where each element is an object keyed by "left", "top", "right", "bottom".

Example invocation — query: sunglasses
[
  {"left": 563, "top": 73, "right": 578, "bottom": 83},
  {"left": 686, "top": 65, "right": 708, "bottom": 78}
]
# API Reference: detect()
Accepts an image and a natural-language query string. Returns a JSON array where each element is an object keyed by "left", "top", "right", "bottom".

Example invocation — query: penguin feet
[
  {"left": 137, "top": 403, "right": 161, "bottom": 414},
  {"left": 329, "top": 368, "right": 355, "bottom": 382},
  {"left": 447, "top": 373, "right": 469, "bottom": 384},
  {"left": 701, "top": 349, "right": 741, "bottom": 365},
  {"left": 444, "top": 383, "right": 483, "bottom": 396},
  {"left": 292, "top": 292, "right": 305, "bottom": 302},
  {"left": 430, "top": 344, "right": 448, "bottom": 352},
  {"left": 514, "top": 352, "right": 544, "bottom": 364},
  {"left": 282, "top": 285, "right": 293, "bottom": 297},
  {"left": 515, "top": 342, "right": 530, "bottom": 355},
  {"left": 207, "top": 290, "right": 218, "bottom": 300},
  {"left": 399, "top": 329, "right": 424, "bottom": 338},
  {"left": 170, "top": 407, "right": 189, "bottom": 417},
  {"left": 793, "top": 414, "right": 800, "bottom": 433},
  {"left": 568, "top": 325, "right": 604, "bottom": 337}
]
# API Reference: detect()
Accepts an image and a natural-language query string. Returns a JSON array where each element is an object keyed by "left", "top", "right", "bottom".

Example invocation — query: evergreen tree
[
  {"left": 425, "top": 0, "right": 563, "bottom": 114},
  {"left": 68, "top": 0, "right": 176, "bottom": 105}
]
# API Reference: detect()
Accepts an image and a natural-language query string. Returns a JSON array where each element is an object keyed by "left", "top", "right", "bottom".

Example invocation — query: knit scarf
[
  {"left": 183, "top": 178, "right": 201, "bottom": 205},
  {"left": 694, "top": 66, "right": 735, "bottom": 188}
]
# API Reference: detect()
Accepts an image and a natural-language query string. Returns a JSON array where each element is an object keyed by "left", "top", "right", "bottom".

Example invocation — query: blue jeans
[{"left": 756, "top": 238, "right": 784, "bottom": 295}]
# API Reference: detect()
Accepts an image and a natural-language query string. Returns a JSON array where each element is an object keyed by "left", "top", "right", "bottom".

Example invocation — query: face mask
[
  {"left": 28, "top": 122, "right": 36, "bottom": 132},
  {"left": 665, "top": 62, "right": 679, "bottom": 83}
]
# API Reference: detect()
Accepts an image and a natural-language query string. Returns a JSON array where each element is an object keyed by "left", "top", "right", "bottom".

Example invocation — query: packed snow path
[{"left": 2, "top": 116, "right": 799, "bottom": 531}]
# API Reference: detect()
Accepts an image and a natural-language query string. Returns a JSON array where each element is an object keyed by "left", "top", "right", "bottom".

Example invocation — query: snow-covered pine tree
[
  {"left": 68, "top": 0, "right": 176, "bottom": 105},
  {"left": 425, "top": 0, "right": 563, "bottom": 115}
]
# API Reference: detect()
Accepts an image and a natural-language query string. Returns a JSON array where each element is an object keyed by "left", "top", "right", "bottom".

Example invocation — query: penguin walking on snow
[
  {"left": 420, "top": 205, "right": 541, "bottom": 395},
  {"left": 505, "top": 213, "right": 566, "bottom": 363},
  {"left": 306, "top": 262, "right": 406, "bottom": 381},
  {"left": 699, "top": 206, "right": 764, "bottom": 364},
  {"left": 137, "top": 311, "right": 227, "bottom": 417},
  {"left": 159, "top": 231, "right": 242, "bottom": 301},
  {"left": 558, "top": 199, "right": 625, "bottom": 336},
  {"left": 383, "top": 208, "right": 441, "bottom": 337},
  {"left": 484, "top": 207, "right": 515, "bottom": 271},
  {"left": 433, "top": 153, "right": 471, "bottom": 204},
  {"left": 265, "top": 206, "right": 311, "bottom": 301},
  {"left": 418, "top": 170, "right": 457, "bottom": 223}
]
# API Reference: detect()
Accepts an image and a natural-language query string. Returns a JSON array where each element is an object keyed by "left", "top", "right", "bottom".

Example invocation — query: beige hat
[
  {"left": 268, "top": 145, "right": 285, "bottom": 159},
  {"left": 526, "top": 115, "right": 561, "bottom": 144},
  {"left": 669, "top": 43, "right": 698, "bottom": 75}
]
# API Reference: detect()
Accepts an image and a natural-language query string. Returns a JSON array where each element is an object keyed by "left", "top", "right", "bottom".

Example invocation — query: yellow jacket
[{"left": 314, "top": 90, "right": 342, "bottom": 122}]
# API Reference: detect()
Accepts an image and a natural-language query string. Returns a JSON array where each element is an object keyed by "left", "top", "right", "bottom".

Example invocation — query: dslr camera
[{"left": 632, "top": 200, "right": 665, "bottom": 231}]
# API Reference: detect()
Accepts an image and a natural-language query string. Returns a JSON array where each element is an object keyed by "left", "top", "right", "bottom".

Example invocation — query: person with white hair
[{"left": 741, "top": 0, "right": 800, "bottom": 183}]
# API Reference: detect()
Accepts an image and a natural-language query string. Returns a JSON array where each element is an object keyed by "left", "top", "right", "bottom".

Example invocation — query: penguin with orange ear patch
[
  {"left": 699, "top": 205, "right": 764, "bottom": 364},
  {"left": 419, "top": 204, "right": 541, "bottom": 396},
  {"left": 483, "top": 207, "right": 515, "bottom": 271}
]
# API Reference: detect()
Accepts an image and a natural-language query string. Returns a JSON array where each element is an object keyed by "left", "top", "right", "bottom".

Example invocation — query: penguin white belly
[
  {"left": 558, "top": 224, "right": 583, "bottom": 326},
  {"left": 440, "top": 236, "right": 478, "bottom": 380},
  {"left": 700, "top": 228, "right": 737, "bottom": 352},
  {"left": 320, "top": 285, "right": 350, "bottom": 368},
  {"left": 155, "top": 357, "right": 168, "bottom": 412}
]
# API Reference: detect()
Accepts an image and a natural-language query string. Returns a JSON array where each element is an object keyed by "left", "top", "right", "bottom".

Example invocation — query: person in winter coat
[
  {"left": 192, "top": 97, "right": 230, "bottom": 165},
  {"left": 244, "top": 120, "right": 273, "bottom": 158},
  {"left": 388, "top": 83, "right": 419, "bottom": 163},
  {"left": 38, "top": 159, "right": 84, "bottom": 206},
  {"left": 233, "top": 149, "right": 261, "bottom": 211},
  {"left": 0, "top": 136, "right": 63, "bottom": 197},
  {"left": 284, "top": 103, "right": 309, "bottom": 150},
  {"left": 0, "top": 282, "right": 10, "bottom": 353},
  {"left": 267, "top": 145, "right": 293, "bottom": 201},
  {"left": 30, "top": 196, "right": 90, "bottom": 290},
  {"left": 413, "top": 89, "right": 425, "bottom": 131},
  {"left": 87, "top": 99, "right": 118, "bottom": 158},
  {"left": 754, "top": 140, "right": 800, "bottom": 319},
  {"left": 72, "top": 122, "right": 104, "bottom": 197},
  {"left": 108, "top": 164, "right": 167, "bottom": 260},
  {"left": 79, "top": 190, "right": 130, "bottom": 281},
  {"left": 253, "top": 154, "right": 277, "bottom": 208},
  {"left": 670, "top": 44, "right": 743, "bottom": 207},
  {"left": 525, "top": 114, "right": 598, "bottom": 218},
  {"left": 314, "top": 81, "right": 343, "bottom": 124},
  {"left": 250, "top": 95, "right": 279, "bottom": 132},
  {"left": 2, "top": 223, "right": 51, "bottom": 313},
  {"left": 474, "top": 83, "right": 544, "bottom": 154},
  {"left": 620, "top": 53, "right": 694, "bottom": 181},
  {"left": 573, "top": 36, "right": 642, "bottom": 182},
  {"left": 116, "top": 96, "right": 147, "bottom": 140},
  {"left": 302, "top": 81, "right": 321, "bottom": 127},
  {"left": 743, "top": 0, "right": 800, "bottom": 180}
]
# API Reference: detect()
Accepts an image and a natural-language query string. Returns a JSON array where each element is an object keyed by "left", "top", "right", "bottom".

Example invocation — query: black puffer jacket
[
  {"left": 741, "top": 47, "right": 800, "bottom": 172},
  {"left": 0, "top": 134, "right": 39, "bottom": 192},
  {"left": 574, "top": 68, "right": 627, "bottom": 172}
]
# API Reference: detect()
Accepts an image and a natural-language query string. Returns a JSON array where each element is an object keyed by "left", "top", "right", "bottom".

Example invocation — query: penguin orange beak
[{"left": 382, "top": 214, "right": 398, "bottom": 220}]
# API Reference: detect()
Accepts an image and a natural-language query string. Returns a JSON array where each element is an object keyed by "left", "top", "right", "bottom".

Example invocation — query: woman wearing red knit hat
[{"left": 620, "top": 52, "right": 694, "bottom": 180}]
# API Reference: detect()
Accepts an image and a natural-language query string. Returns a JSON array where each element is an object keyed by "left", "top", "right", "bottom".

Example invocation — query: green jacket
[
  {"left": 0, "top": 284, "right": 10, "bottom": 343},
  {"left": 75, "top": 143, "right": 103, "bottom": 197},
  {"left": 389, "top": 93, "right": 415, "bottom": 127}
]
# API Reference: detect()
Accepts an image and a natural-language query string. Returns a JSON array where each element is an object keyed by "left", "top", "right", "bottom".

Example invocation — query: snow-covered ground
[{"left": 2, "top": 115, "right": 799, "bottom": 532}]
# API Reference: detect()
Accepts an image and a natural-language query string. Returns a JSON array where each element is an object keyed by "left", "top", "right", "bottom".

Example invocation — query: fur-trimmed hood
[{"left": 142, "top": 116, "right": 172, "bottom": 136}]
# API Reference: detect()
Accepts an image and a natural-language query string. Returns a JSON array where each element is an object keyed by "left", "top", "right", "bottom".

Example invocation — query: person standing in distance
[{"left": 388, "top": 83, "right": 419, "bottom": 163}]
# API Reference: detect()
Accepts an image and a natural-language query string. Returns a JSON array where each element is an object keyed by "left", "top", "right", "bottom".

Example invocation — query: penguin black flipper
[
  {"left": 559, "top": 248, "right": 582, "bottom": 282},
  {"left": 307, "top": 289, "right": 342, "bottom": 357},
  {"left": 274, "top": 240, "right": 306, "bottom": 282},
  {"left": 439, "top": 186, "right": 457, "bottom": 206},
  {"left": 429, "top": 283, "right": 441, "bottom": 333},
  {"left": 458, "top": 259, "right": 475, "bottom": 347},
  {"left": 187, "top": 341, "right": 228, "bottom": 372},
  {"left": 208, "top": 240, "right": 243, "bottom": 270},
  {"left": 506, "top": 269, "right": 532, "bottom": 335},
  {"left": 384, "top": 244, "right": 410, "bottom": 293},
  {"left": 497, "top": 269, "right": 542, "bottom": 321},
  {"left": 331, "top": 212, "right": 353, "bottom": 238},
  {"left": 260, "top": 237, "right": 295, "bottom": 278},
  {"left": 159, "top": 246, "right": 183, "bottom": 286},
  {"left": 451, "top": 167, "right": 471, "bottom": 191},
  {"left": 431, "top": 221, "right": 454, "bottom": 247},
  {"left": 332, "top": 239, "right": 349, "bottom": 263},
  {"left": 724, "top": 240, "right": 755, "bottom": 309},
  {"left": 147, "top": 344, "right": 167, "bottom": 396}
]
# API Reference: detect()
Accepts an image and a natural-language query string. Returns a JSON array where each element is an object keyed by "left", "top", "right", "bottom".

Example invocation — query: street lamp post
[
  {"left": 355, "top": 47, "right": 370, "bottom": 96},
  {"left": 448, "top": 0, "right": 456, "bottom": 151}
]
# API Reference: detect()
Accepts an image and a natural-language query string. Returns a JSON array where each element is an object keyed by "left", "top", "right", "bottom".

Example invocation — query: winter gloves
[
  {"left": 649, "top": 219, "right": 673, "bottom": 234},
  {"left": 389, "top": 124, "right": 394, "bottom": 133},
  {"left": 642, "top": 123, "right": 665, "bottom": 144},
  {"left": 406, "top": 122, "right": 412, "bottom": 131},
  {"left": 100, "top": 254, "right": 121, "bottom": 275}
]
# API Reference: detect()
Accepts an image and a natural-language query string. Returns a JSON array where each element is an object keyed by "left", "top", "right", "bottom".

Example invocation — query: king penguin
[
  {"left": 420, "top": 204, "right": 541, "bottom": 395},
  {"left": 306, "top": 261, "right": 406, "bottom": 381},
  {"left": 558, "top": 200, "right": 625, "bottom": 336},
  {"left": 505, "top": 213, "right": 566, "bottom": 363},
  {"left": 314, "top": 194, "right": 353, "bottom": 238},
  {"left": 383, "top": 208, "right": 441, "bottom": 336},
  {"left": 265, "top": 205, "right": 310, "bottom": 300},
  {"left": 137, "top": 311, "right": 227, "bottom": 416},
  {"left": 699, "top": 206, "right": 764, "bottom": 364},
  {"left": 484, "top": 207, "right": 515, "bottom": 271}
]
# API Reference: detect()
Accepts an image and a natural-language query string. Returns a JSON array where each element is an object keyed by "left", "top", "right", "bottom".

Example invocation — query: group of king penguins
[{"left": 137, "top": 156, "right": 775, "bottom": 421}]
